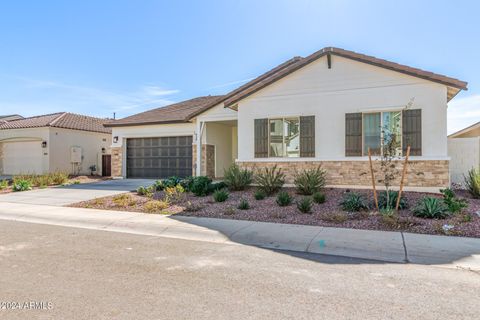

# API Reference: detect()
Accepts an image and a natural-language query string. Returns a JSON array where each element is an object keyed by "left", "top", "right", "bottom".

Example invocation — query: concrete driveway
[{"left": 0, "top": 179, "right": 154, "bottom": 206}]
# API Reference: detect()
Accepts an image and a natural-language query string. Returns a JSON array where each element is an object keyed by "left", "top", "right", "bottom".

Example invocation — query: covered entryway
[
  {"left": 2, "top": 140, "right": 44, "bottom": 175},
  {"left": 126, "top": 136, "right": 193, "bottom": 178}
]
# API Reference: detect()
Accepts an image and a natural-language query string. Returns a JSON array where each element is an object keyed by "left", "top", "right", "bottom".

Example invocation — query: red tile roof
[{"left": 0, "top": 112, "right": 111, "bottom": 133}]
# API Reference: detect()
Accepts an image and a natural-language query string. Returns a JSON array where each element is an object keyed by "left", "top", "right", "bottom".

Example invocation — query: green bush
[
  {"left": 0, "top": 179, "right": 9, "bottom": 190},
  {"left": 297, "top": 197, "right": 313, "bottom": 213},
  {"left": 224, "top": 164, "right": 253, "bottom": 191},
  {"left": 464, "top": 168, "right": 480, "bottom": 198},
  {"left": 293, "top": 166, "right": 326, "bottom": 195},
  {"left": 339, "top": 192, "right": 368, "bottom": 212},
  {"left": 190, "top": 176, "right": 213, "bottom": 196},
  {"left": 312, "top": 192, "right": 326, "bottom": 204},
  {"left": 413, "top": 197, "right": 449, "bottom": 219},
  {"left": 208, "top": 181, "right": 227, "bottom": 194},
  {"left": 254, "top": 190, "right": 266, "bottom": 200},
  {"left": 378, "top": 190, "right": 407, "bottom": 210},
  {"left": 137, "top": 185, "right": 155, "bottom": 197},
  {"left": 255, "top": 165, "right": 285, "bottom": 195},
  {"left": 276, "top": 191, "right": 293, "bottom": 207},
  {"left": 237, "top": 198, "right": 250, "bottom": 210},
  {"left": 213, "top": 189, "right": 229, "bottom": 202},
  {"left": 440, "top": 188, "right": 468, "bottom": 214},
  {"left": 152, "top": 180, "right": 164, "bottom": 191},
  {"left": 12, "top": 179, "right": 32, "bottom": 192},
  {"left": 179, "top": 176, "right": 195, "bottom": 192},
  {"left": 50, "top": 172, "right": 69, "bottom": 185}
]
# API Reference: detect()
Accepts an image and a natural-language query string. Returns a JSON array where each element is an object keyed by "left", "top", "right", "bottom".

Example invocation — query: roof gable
[{"left": 223, "top": 47, "right": 468, "bottom": 108}]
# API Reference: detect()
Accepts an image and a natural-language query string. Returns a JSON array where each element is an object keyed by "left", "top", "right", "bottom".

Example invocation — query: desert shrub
[
  {"left": 164, "top": 185, "right": 185, "bottom": 203},
  {"left": 144, "top": 200, "right": 170, "bottom": 213},
  {"left": 0, "top": 179, "right": 8, "bottom": 189},
  {"left": 322, "top": 211, "right": 348, "bottom": 223},
  {"left": 237, "top": 198, "right": 250, "bottom": 210},
  {"left": 190, "top": 176, "right": 213, "bottom": 196},
  {"left": 179, "top": 176, "right": 195, "bottom": 191},
  {"left": 413, "top": 197, "right": 449, "bottom": 219},
  {"left": 276, "top": 191, "right": 293, "bottom": 207},
  {"left": 112, "top": 193, "right": 136, "bottom": 207},
  {"left": 312, "top": 192, "right": 326, "bottom": 204},
  {"left": 297, "top": 197, "right": 313, "bottom": 213},
  {"left": 255, "top": 165, "right": 285, "bottom": 195},
  {"left": 224, "top": 164, "right": 253, "bottom": 191},
  {"left": 293, "top": 166, "right": 326, "bottom": 195},
  {"left": 224, "top": 206, "right": 236, "bottom": 215},
  {"left": 378, "top": 190, "right": 407, "bottom": 210},
  {"left": 208, "top": 181, "right": 228, "bottom": 194},
  {"left": 73, "top": 180, "right": 81, "bottom": 184},
  {"left": 464, "top": 168, "right": 480, "bottom": 198},
  {"left": 136, "top": 185, "right": 154, "bottom": 197},
  {"left": 213, "top": 189, "right": 229, "bottom": 202},
  {"left": 92, "top": 198, "right": 105, "bottom": 206},
  {"left": 12, "top": 179, "right": 32, "bottom": 192},
  {"left": 440, "top": 188, "right": 468, "bottom": 214},
  {"left": 50, "top": 172, "right": 69, "bottom": 185},
  {"left": 152, "top": 180, "right": 164, "bottom": 191},
  {"left": 254, "top": 190, "right": 266, "bottom": 200},
  {"left": 184, "top": 201, "right": 204, "bottom": 212},
  {"left": 163, "top": 176, "right": 183, "bottom": 189},
  {"left": 339, "top": 192, "right": 368, "bottom": 212},
  {"left": 380, "top": 213, "right": 417, "bottom": 230}
]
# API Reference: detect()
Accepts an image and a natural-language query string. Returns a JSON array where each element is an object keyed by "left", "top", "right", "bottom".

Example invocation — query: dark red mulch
[{"left": 71, "top": 187, "right": 480, "bottom": 238}]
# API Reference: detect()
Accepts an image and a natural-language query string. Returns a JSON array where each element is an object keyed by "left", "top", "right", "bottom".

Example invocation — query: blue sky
[{"left": 0, "top": 0, "right": 478, "bottom": 133}]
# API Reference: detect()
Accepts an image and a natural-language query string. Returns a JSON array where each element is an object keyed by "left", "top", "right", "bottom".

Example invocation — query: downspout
[{"left": 196, "top": 121, "right": 205, "bottom": 176}]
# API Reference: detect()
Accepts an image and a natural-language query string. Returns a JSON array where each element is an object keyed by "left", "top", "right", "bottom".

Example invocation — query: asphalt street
[{"left": 0, "top": 220, "right": 479, "bottom": 320}]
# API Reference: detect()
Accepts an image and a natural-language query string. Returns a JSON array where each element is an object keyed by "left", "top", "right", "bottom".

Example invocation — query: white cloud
[
  {"left": 448, "top": 94, "right": 480, "bottom": 134},
  {"left": 207, "top": 77, "right": 255, "bottom": 90},
  {"left": 2, "top": 77, "right": 179, "bottom": 118}
]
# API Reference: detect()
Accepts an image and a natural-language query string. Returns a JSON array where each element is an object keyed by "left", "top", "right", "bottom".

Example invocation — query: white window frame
[
  {"left": 267, "top": 117, "right": 300, "bottom": 158},
  {"left": 362, "top": 111, "right": 402, "bottom": 156}
]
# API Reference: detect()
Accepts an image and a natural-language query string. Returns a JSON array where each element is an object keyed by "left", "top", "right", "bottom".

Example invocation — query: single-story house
[
  {"left": 448, "top": 121, "right": 480, "bottom": 185},
  {"left": 105, "top": 47, "right": 468, "bottom": 190},
  {"left": 0, "top": 112, "right": 112, "bottom": 176}
]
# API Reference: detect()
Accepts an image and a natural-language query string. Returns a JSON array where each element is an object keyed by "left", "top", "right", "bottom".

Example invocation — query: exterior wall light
[
  {"left": 41, "top": 141, "right": 47, "bottom": 148},
  {"left": 113, "top": 136, "right": 119, "bottom": 143}
]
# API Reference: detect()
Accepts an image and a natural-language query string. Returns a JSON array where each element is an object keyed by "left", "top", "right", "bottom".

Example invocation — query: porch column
[{"left": 196, "top": 121, "right": 205, "bottom": 176}]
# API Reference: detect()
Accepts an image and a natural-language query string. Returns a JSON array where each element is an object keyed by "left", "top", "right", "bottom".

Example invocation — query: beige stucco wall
[
  {"left": 0, "top": 127, "right": 50, "bottom": 174},
  {"left": 205, "top": 122, "right": 234, "bottom": 177},
  {"left": 448, "top": 137, "right": 480, "bottom": 186},
  {"left": 48, "top": 127, "right": 111, "bottom": 175},
  {"left": 236, "top": 55, "right": 449, "bottom": 162}
]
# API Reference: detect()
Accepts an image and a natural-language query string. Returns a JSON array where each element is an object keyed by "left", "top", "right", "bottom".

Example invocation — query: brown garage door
[{"left": 126, "top": 136, "right": 193, "bottom": 178}]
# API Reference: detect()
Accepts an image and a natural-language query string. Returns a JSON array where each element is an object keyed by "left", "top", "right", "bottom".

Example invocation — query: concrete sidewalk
[{"left": 0, "top": 202, "right": 479, "bottom": 271}]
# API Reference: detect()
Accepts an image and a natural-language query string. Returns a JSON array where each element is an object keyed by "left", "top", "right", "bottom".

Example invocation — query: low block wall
[{"left": 237, "top": 160, "right": 449, "bottom": 188}]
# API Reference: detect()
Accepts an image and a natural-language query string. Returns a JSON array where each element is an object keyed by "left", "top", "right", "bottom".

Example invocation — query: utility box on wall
[{"left": 70, "top": 146, "right": 82, "bottom": 163}]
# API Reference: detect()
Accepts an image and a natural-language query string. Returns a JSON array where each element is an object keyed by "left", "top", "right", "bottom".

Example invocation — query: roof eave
[{"left": 104, "top": 119, "right": 190, "bottom": 128}]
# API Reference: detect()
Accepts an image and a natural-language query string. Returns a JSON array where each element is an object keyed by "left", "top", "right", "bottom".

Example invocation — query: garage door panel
[
  {"left": 2, "top": 141, "right": 44, "bottom": 175},
  {"left": 126, "top": 136, "right": 193, "bottom": 178}
]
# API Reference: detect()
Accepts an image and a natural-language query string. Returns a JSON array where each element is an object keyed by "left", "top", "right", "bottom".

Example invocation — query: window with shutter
[
  {"left": 254, "top": 118, "right": 268, "bottom": 158},
  {"left": 345, "top": 113, "right": 362, "bottom": 156},
  {"left": 402, "top": 109, "right": 422, "bottom": 156},
  {"left": 300, "top": 116, "right": 315, "bottom": 157}
]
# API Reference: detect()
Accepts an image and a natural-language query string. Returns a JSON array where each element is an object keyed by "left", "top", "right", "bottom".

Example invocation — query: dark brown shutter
[
  {"left": 254, "top": 118, "right": 268, "bottom": 158},
  {"left": 300, "top": 116, "right": 315, "bottom": 157},
  {"left": 402, "top": 109, "right": 422, "bottom": 156},
  {"left": 345, "top": 113, "right": 362, "bottom": 156}
]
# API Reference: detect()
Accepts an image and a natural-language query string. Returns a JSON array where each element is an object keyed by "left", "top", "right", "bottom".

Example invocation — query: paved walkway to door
[{"left": 0, "top": 179, "right": 154, "bottom": 206}]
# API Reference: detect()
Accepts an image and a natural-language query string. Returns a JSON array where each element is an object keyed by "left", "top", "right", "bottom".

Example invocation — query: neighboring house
[
  {"left": 0, "top": 112, "right": 112, "bottom": 176},
  {"left": 448, "top": 122, "right": 480, "bottom": 186},
  {"left": 106, "top": 47, "right": 468, "bottom": 190},
  {"left": 0, "top": 114, "right": 24, "bottom": 122}
]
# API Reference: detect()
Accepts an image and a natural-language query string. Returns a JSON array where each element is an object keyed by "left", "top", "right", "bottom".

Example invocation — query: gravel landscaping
[{"left": 70, "top": 187, "right": 480, "bottom": 238}]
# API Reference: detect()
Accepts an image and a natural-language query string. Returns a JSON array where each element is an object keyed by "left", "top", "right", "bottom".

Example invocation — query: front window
[
  {"left": 363, "top": 111, "right": 402, "bottom": 156},
  {"left": 269, "top": 118, "right": 299, "bottom": 157}
]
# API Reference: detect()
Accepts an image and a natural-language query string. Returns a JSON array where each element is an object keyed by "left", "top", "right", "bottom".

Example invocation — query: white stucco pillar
[{"left": 196, "top": 121, "right": 205, "bottom": 176}]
